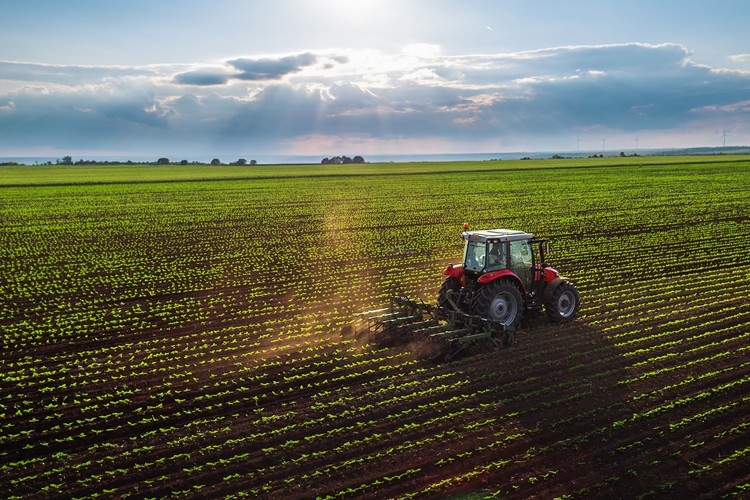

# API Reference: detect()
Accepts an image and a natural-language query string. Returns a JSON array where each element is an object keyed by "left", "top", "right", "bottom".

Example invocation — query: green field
[{"left": 2, "top": 156, "right": 750, "bottom": 498}]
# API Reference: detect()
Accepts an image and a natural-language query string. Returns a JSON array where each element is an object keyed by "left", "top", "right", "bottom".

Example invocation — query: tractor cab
[{"left": 461, "top": 229, "right": 540, "bottom": 290}]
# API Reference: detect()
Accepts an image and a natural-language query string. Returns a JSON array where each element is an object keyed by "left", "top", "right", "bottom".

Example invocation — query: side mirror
[{"left": 537, "top": 240, "right": 550, "bottom": 265}]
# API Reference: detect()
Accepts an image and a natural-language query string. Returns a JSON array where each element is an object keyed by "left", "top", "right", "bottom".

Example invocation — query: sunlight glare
[{"left": 311, "top": 0, "right": 385, "bottom": 23}]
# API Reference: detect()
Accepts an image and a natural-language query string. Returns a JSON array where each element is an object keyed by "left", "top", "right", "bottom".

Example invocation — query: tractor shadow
[
  {"left": 460, "top": 313, "right": 632, "bottom": 419},
  {"left": 343, "top": 310, "right": 650, "bottom": 495},
  {"left": 438, "top": 316, "right": 654, "bottom": 495}
]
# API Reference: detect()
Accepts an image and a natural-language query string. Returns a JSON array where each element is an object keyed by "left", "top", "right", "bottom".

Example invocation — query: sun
[{"left": 311, "top": 0, "right": 385, "bottom": 23}]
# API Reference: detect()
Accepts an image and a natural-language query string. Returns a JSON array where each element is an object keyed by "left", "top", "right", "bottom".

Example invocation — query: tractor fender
[
  {"left": 443, "top": 264, "right": 464, "bottom": 279},
  {"left": 543, "top": 277, "right": 568, "bottom": 303},
  {"left": 477, "top": 269, "right": 526, "bottom": 295},
  {"left": 543, "top": 266, "right": 560, "bottom": 283}
]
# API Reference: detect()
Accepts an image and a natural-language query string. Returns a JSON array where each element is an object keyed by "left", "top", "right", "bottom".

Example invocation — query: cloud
[
  {"left": 0, "top": 84, "right": 170, "bottom": 154},
  {"left": 171, "top": 53, "right": 327, "bottom": 87},
  {"left": 2, "top": 43, "right": 749, "bottom": 156},
  {"left": 228, "top": 52, "right": 318, "bottom": 81},
  {"left": 0, "top": 60, "right": 160, "bottom": 87},
  {"left": 173, "top": 70, "right": 231, "bottom": 86}
]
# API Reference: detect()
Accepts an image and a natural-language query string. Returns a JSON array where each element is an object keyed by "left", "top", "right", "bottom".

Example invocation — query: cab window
[
  {"left": 510, "top": 239, "right": 533, "bottom": 286},
  {"left": 464, "top": 240, "right": 486, "bottom": 272},
  {"left": 486, "top": 241, "right": 507, "bottom": 271},
  {"left": 510, "top": 240, "right": 533, "bottom": 267}
]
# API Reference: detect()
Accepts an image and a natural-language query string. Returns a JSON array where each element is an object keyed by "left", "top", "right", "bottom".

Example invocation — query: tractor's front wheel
[
  {"left": 546, "top": 281, "right": 580, "bottom": 322},
  {"left": 473, "top": 280, "right": 523, "bottom": 328}
]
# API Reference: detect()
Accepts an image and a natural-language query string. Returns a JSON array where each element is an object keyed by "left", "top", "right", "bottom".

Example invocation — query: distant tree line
[
  {"left": 22, "top": 156, "right": 264, "bottom": 166},
  {"left": 3, "top": 155, "right": 372, "bottom": 167}
]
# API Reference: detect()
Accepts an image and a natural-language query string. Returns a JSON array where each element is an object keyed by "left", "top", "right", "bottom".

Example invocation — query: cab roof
[{"left": 462, "top": 229, "right": 533, "bottom": 243}]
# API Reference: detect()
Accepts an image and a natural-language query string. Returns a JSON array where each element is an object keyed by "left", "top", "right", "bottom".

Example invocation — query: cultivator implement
[{"left": 358, "top": 295, "right": 514, "bottom": 361}]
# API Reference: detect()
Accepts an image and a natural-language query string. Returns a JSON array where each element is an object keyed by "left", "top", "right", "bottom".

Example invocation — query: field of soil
[{"left": 1, "top": 157, "right": 749, "bottom": 498}]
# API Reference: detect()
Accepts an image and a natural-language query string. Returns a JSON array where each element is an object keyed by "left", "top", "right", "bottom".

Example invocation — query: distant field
[
  {"left": 1, "top": 154, "right": 745, "bottom": 185},
  {"left": 2, "top": 157, "right": 749, "bottom": 498}
]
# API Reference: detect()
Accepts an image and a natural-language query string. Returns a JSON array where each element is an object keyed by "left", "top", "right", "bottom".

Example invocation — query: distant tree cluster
[
  {"left": 321, "top": 155, "right": 365, "bottom": 165},
  {"left": 229, "top": 159, "right": 257, "bottom": 166}
]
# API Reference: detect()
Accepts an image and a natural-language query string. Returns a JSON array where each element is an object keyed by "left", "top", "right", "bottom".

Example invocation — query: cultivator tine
[
  {"left": 427, "top": 326, "right": 472, "bottom": 340},
  {"left": 358, "top": 307, "right": 390, "bottom": 316},
  {"left": 359, "top": 295, "right": 432, "bottom": 339}
]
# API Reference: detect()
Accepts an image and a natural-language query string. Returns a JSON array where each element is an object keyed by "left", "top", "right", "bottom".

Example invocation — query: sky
[{"left": 1, "top": 0, "right": 750, "bottom": 160}]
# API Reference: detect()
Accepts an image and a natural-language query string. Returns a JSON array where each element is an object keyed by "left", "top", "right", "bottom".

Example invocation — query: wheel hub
[
  {"left": 490, "top": 292, "right": 517, "bottom": 325},
  {"left": 557, "top": 291, "right": 575, "bottom": 317}
]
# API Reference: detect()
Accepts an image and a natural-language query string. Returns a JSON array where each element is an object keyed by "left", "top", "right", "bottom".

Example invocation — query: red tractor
[
  {"left": 439, "top": 227, "right": 580, "bottom": 327},
  {"left": 360, "top": 226, "right": 580, "bottom": 358}
]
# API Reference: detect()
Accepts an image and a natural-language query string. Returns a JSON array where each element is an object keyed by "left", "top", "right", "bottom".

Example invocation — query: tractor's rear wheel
[
  {"left": 438, "top": 277, "right": 461, "bottom": 310},
  {"left": 473, "top": 280, "right": 523, "bottom": 328},
  {"left": 546, "top": 281, "right": 580, "bottom": 322}
]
